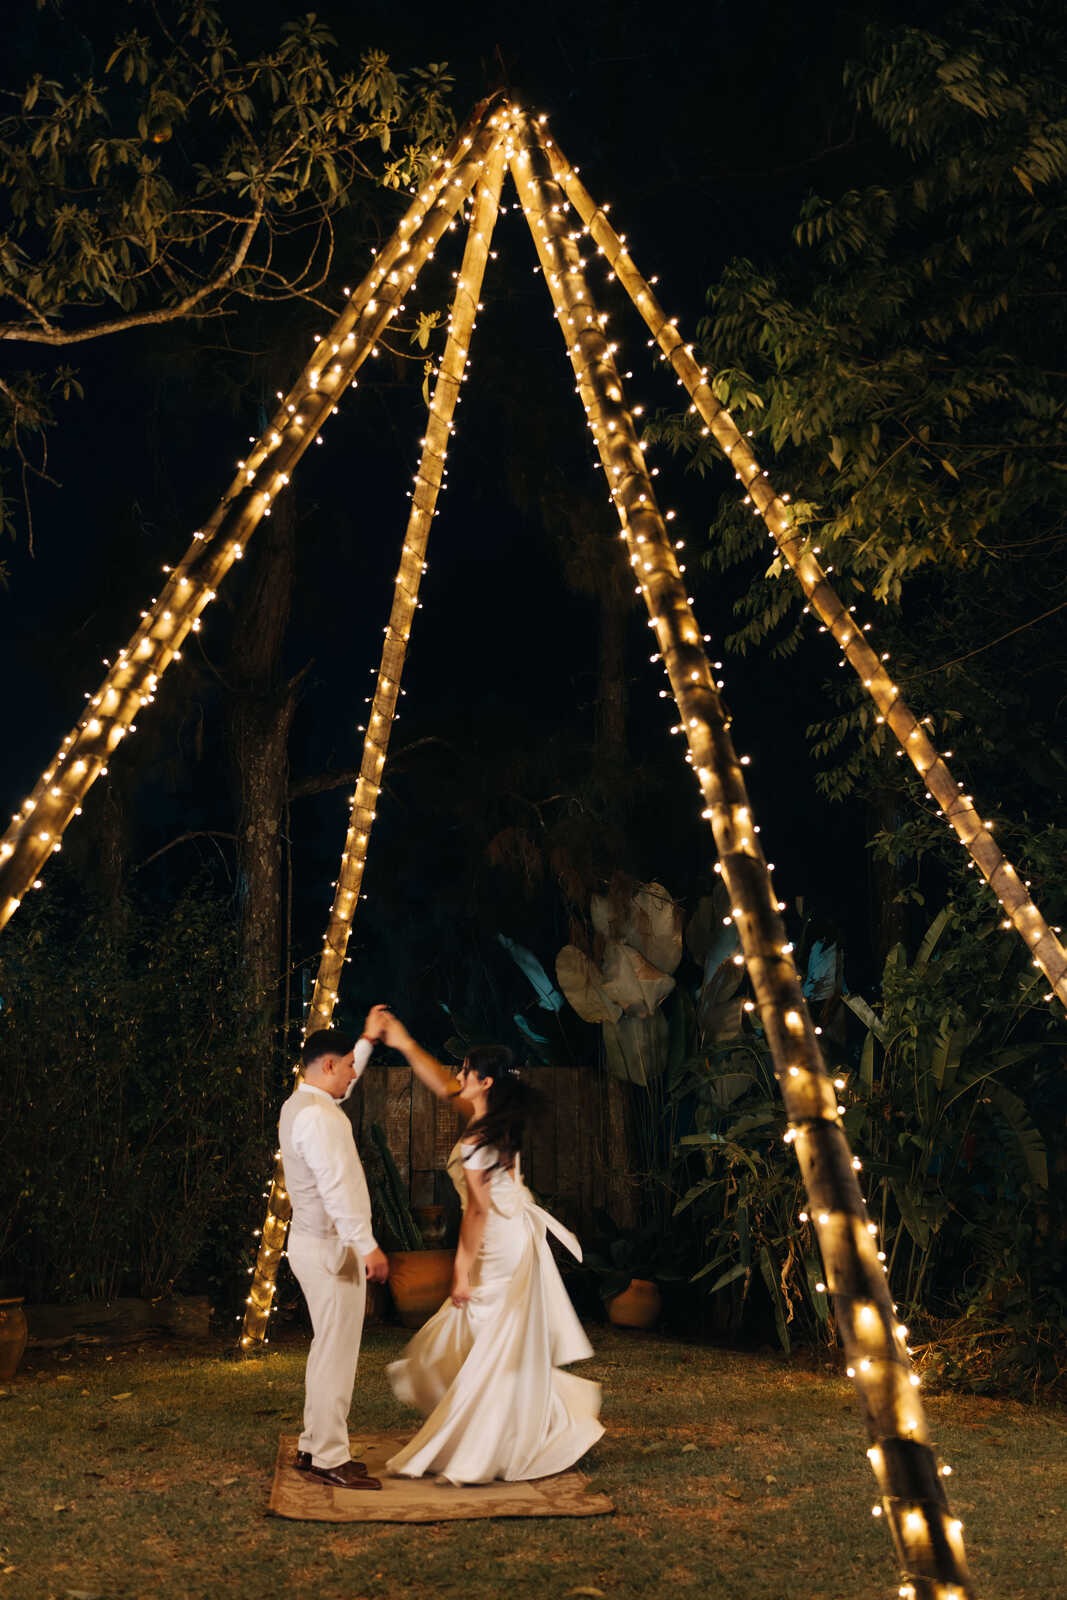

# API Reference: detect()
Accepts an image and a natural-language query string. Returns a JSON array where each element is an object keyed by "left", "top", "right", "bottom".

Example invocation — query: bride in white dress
[{"left": 381, "top": 1027, "right": 603, "bottom": 1485}]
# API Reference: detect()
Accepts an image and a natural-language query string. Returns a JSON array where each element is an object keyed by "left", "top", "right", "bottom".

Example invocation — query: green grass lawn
[{"left": 1, "top": 1325, "right": 1064, "bottom": 1599}]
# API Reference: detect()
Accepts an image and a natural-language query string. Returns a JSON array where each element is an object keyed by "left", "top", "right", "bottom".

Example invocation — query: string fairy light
[
  {"left": 542, "top": 136, "right": 1066, "bottom": 1023},
  {"left": 0, "top": 92, "right": 511, "bottom": 935},
  {"left": 509, "top": 111, "right": 972, "bottom": 1600},
  {"left": 239, "top": 129, "right": 511, "bottom": 1353},
  {"left": 0, "top": 95, "right": 991, "bottom": 1593}
]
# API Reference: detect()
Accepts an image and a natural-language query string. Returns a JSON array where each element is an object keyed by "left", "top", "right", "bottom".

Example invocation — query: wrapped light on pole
[
  {"left": 239, "top": 138, "right": 509, "bottom": 1351},
  {"left": 0, "top": 93, "right": 509, "bottom": 932},
  {"left": 17, "top": 89, "right": 1065, "bottom": 1594},
  {"left": 508, "top": 111, "right": 972, "bottom": 1600},
  {"left": 543, "top": 136, "right": 1067, "bottom": 1018}
]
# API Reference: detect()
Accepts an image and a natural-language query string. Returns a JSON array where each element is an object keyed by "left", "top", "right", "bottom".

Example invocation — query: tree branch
[
  {"left": 287, "top": 737, "right": 449, "bottom": 801},
  {"left": 134, "top": 830, "right": 237, "bottom": 872},
  {"left": 902, "top": 597, "right": 1067, "bottom": 681},
  {"left": 0, "top": 202, "right": 265, "bottom": 346}
]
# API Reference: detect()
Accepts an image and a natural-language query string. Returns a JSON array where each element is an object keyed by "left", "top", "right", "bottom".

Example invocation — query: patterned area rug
[{"left": 268, "top": 1434, "right": 615, "bottom": 1523}]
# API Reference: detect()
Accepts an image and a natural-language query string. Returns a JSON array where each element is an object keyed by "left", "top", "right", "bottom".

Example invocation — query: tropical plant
[
  {"left": 837, "top": 906, "right": 1053, "bottom": 1316},
  {"left": 367, "top": 1120, "right": 423, "bottom": 1251},
  {"left": 554, "top": 878, "right": 684, "bottom": 1085},
  {"left": 669, "top": 973, "right": 832, "bottom": 1353},
  {"left": 671, "top": 892, "right": 1063, "bottom": 1364},
  {"left": 582, "top": 1210, "right": 685, "bottom": 1301},
  {"left": 0, "top": 872, "right": 270, "bottom": 1304}
]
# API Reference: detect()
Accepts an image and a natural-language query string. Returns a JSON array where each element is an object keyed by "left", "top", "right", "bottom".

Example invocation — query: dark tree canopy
[{"left": 0, "top": 1, "right": 455, "bottom": 547}]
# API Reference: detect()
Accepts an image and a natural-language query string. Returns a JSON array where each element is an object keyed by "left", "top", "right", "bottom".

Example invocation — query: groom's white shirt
[{"left": 279, "top": 1037, "right": 378, "bottom": 1257}]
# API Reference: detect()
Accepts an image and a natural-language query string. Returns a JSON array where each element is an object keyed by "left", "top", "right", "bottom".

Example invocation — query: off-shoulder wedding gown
[{"left": 385, "top": 1139, "right": 603, "bottom": 1484}]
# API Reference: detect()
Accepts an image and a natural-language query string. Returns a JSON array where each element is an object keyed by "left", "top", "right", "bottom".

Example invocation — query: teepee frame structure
[{"left": 4, "top": 90, "right": 1063, "bottom": 1597}]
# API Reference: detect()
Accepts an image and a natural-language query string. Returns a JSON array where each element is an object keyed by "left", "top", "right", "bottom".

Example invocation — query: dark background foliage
[{"left": 1, "top": 0, "right": 1064, "bottom": 1393}]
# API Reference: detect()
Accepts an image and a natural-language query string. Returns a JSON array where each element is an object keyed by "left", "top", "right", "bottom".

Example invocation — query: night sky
[{"left": 1, "top": 0, "right": 933, "bottom": 1022}]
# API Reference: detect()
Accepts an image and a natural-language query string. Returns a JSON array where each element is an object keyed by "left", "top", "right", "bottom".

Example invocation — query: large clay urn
[
  {"left": 607, "top": 1278, "right": 661, "bottom": 1330},
  {"left": 387, "top": 1249, "right": 456, "bottom": 1329},
  {"left": 363, "top": 1278, "right": 387, "bottom": 1327},
  {"left": 0, "top": 1297, "right": 28, "bottom": 1380}
]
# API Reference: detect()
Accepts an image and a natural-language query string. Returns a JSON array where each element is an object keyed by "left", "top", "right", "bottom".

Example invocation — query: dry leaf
[
  {"left": 601, "top": 939, "right": 675, "bottom": 1017},
  {"left": 592, "top": 880, "right": 683, "bottom": 973},
  {"left": 764, "top": 1473, "right": 778, "bottom": 1483},
  {"left": 566, "top": 1589, "right": 606, "bottom": 1598},
  {"left": 555, "top": 945, "right": 621, "bottom": 1024},
  {"left": 110, "top": 1392, "right": 133, "bottom": 1401},
  {"left": 681, "top": 1443, "right": 698, "bottom": 1453}
]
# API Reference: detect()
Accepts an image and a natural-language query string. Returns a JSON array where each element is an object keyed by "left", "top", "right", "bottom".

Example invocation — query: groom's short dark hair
[{"left": 302, "top": 1027, "right": 357, "bottom": 1067}]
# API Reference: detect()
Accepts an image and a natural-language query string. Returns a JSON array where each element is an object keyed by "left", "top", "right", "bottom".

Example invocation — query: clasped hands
[
  {"left": 361, "top": 1003, "right": 412, "bottom": 1053},
  {"left": 361, "top": 1005, "right": 470, "bottom": 1308},
  {"left": 359, "top": 1006, "right": 413, "bottom": 1288}
]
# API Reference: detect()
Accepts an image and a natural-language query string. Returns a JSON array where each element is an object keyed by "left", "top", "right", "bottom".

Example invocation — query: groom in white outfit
[{"left": 278, "top": 1008, "right": 391, "bottom": 1490}]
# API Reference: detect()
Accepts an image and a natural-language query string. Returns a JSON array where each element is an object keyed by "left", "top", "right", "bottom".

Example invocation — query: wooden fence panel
[
  {"left": 355, "top": 1061, "right": 626, "bottom": 1239},
  {"left": 552, "top": 1067, "right": 582, "bottom": 1232},
  {"left": 410, "top": 1077, "right": 437, "bottom": 1206}
]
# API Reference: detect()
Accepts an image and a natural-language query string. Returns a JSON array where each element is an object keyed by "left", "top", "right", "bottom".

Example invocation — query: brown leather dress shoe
[
  {"left": 307, "top": 1460, "right": 382, "bottom": 1491},
  {"left": 294, "top": 1451, "right": 367, "bottom": 1474}
]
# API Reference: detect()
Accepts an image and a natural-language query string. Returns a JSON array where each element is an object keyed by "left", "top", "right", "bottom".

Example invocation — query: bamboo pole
[
  {"left": 510, "top": 112, "right": 971, "bottom": 1600},
  {"left": 0, "top": 92, "right": 510, "bottom": 935},
  {"left": 238, "top": 141, "right": 509, "bottom": 1351},
  {"left": 544, "top": 137, "right": 1067, "bottom": 1019}
]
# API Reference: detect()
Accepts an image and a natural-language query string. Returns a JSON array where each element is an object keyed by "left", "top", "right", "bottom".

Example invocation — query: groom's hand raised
[{"left": 362, "top": 1004, "right": 391, "bottom": 1041}]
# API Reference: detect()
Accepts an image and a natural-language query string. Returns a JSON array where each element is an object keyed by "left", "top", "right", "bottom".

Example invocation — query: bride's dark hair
[{"left": 462, "top": 1045, "right": 545, "bottom": 1169}]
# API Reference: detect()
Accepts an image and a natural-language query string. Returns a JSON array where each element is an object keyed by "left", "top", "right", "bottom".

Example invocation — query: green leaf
[
  {"left": 694, "top": 1260, "right": 749, "bottom": 1292},
  {"left": 758, "top": 1245, "right": 791, "bottom": 1353}
]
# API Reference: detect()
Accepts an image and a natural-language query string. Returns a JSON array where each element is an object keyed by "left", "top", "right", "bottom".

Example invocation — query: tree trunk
[
  {"left": 597, "top": 581, "right": 629, "bottom": 764},
  {"left": 226, "top": 492, "right": 299, "bottom": 1096}
]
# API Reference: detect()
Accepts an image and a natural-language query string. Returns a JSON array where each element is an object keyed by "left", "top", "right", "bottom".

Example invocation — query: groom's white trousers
[{"left": 287, "top": 1231, "right": 366, "bottom": 1469}]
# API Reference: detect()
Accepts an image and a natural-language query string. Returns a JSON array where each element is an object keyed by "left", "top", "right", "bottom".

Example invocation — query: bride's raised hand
[{"left": 384, "top": 1013, "right": 413, "bottom": 1052}]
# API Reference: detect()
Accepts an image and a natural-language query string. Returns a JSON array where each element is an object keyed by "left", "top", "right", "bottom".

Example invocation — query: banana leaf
[
  {"left": 914, "top": 907, "right": 952, "bottom": 975},
  {"left": 890, "top": 1179, "right": 932, "bottom": 1249},
  {"left": 602, "top": 1009, "right": 669, "bottom": 1084},
  {"left": 804, "top": 1255, "right": 829, "bottom": 1323},
  {"left": 601, "top": 938, "right": 676, "bottom": 1018},
  {"left": 843, "top": 991, "right": 886, "bottom": 1044},
  {"left": 498, "top": 933, "right": 563, "bottom": 1011},
  {"left": 859, "top": 1028, "right": 876, "bottom": 1090},
  {"left": 693, "top": 1259, "right": 748, "bottom": 1291},
  {"left": 592, "top": 879, "right": 683, "bottom": 974},
  {"left": 555, "top": 944, "right": 622, "bottom": 1024},
  {"left": 929, "top": 1015, "right": 979, "bottom": 1094},
  {"left": 673, "top": 1175, "right": 720, "bottom": 1217},
  {"left": 985, "top": 1081, "right": 1048, "bottom": 1189},
  {"left": 759, "top": 1244, "right": 791, "bottom": 1353}
]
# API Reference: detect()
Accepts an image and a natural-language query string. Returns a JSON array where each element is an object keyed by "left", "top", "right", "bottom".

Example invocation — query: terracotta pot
[
  {"left": 0, "top": 1298, "right": 28, "bottom": 1380},
  {"left": 413, "top": 1205, "right": 447, "bottom": 1247},
  {"left": 363, "top": 1278, "right": 387, "bottom": 1327},
  {"left": 607, "top": 1277, "right": 661, "bottom": 1330},
  {"left": 388, "top": 1249, "right": 456, "bottom": 1329}
]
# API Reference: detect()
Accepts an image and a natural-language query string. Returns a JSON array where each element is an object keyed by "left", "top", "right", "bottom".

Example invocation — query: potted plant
[
  {"left": 0, "top": 1287, "right": 28, "bottom": 1380},
  {"left": 584, "top": 1213, "right": 669, "bottom": 1330},
  {"left": 369, "top": 1123, "right": 455, "bottom": 1328}
]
